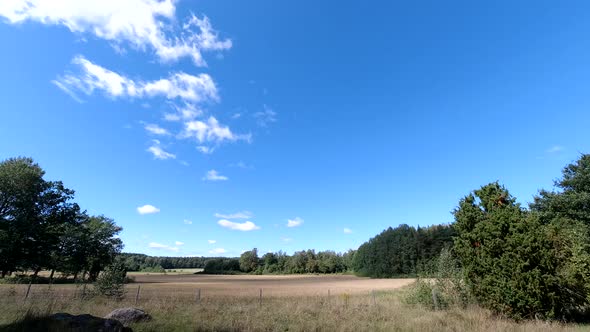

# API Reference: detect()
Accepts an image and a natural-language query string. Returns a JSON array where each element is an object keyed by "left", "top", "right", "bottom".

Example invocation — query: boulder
[
  {"left": 105, "top": 308, "right": 151, "bottom": 326},
  {"left": 47, "top": 313, "right": 131, "bottom": 331}
]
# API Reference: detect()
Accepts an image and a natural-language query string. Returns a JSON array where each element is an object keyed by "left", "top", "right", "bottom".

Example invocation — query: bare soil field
[{"left": 129, "top": 274, "right": 415, "bottom": 297}]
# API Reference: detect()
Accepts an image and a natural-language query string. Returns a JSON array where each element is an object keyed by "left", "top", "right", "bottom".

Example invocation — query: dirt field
[{"left": 129, "top": 274, "right": 415, "bottom": 297}]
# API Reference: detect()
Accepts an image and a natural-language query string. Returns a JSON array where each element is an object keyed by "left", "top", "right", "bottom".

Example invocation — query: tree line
[
  {"left": 0, "top": 157, "right": 122, "bottom": 282},
  {"left": 352, "top": 224, "right": 456, "bottom": 277}
]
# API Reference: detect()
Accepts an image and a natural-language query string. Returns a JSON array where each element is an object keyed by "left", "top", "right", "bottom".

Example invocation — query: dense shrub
[{"left": 453, "top": 182, "right": 590, "bottom": 320}]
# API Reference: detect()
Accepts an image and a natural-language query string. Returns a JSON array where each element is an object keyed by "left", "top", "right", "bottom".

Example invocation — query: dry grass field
[{"left": 0, "top": 274, "right": 587, "bottom": 331}]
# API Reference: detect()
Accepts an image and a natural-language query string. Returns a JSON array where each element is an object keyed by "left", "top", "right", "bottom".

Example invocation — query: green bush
[
  {"left": 404, "top": 248, "right": 470, "bottom": 310},
  {"left": 93, "top": 261, "right": 127, "bottom": 299},
  {"left": 453, "top": 182, "right": 590, "bottom": 320}
]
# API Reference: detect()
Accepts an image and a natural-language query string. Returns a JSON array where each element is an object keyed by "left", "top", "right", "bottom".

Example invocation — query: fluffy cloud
[
  {"left": 287, "top": 217, "right": 304, "bottom": 228},
  {"left": 218, "top": 219, "right": 260, "bottom": 231},
  {"left": 203, "top": 170, "right": 228, "bottom": 181},
  {"left": 54, "top": 56, "right": 219, "bottom": 102},
  {"left": 209, "top": 248, "right": 227, "bottom": 254},
  {"left": 214, "top": 211, "right": 253, "bottom": 219},
  {"left": 0, "top": 1, "right": 231, "bottom": 66},
  {"left": 149, "top": 242, "right": 179, "bottom": 252},
  {"left": 137, "top": 204, "right": 160, "bottom": 215},
  {"left": 208, "top": 240, "right": 217, "bottom": 244},
  {"left": 147, "top": 139, "right": 175, "bottom": 160},
  {"left": 343, "top": 228, "right": 353, "bottom": 234},
  {"left": 182, "top": 116, "right": 250, "bottom": 144}
]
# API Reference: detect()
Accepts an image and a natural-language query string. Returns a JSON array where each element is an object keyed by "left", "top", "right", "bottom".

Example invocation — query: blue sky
[{"left": 1, "top": 1, "right": 589, "bottom": 257}]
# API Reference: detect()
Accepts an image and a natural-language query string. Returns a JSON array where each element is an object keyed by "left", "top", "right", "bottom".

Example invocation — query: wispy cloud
[
  {"left": 149, "top": 242, "right": 179, "bottom": 252},
  {"left": 547, "top": 145, "right": 564, "bottom": 153},
  {"left": 214, "top": 211, "right": 253, "bottom": 219},
  {"left": 218, "top": 219, "right": 260, "bottom": 231},
  {"left": 54, "top": 56, "right": 219, "bottom": 103},
  {"left": 343, "top": 228, "right": 353, "bottom": 234},
  {"left": 183, "top": 219, "right": 193, "bottom": 225},
  {"left": 209, "top": 248, "right": 227, "bottom": 254},
  {"left": 144, "top": 123, "right": 170, "bottom": 136},
  {"left": 208, "top": 240, "right": 217, "bottom": 244},
  {"left": 137, "top": 204, "right": 160, "bottom": 215},
  {"left": 254, "top": 105, "right": 277, "bottom": 127},
  {"left": 182, "top": 116, "right": 251, "bottom": 145},
  {"left": 287, "top": 217, "right": 304, "bottom": 228},
  {"left": 175, "top": 241, "right": 185, "bottom": 246},
  {"left": 281, "top": 237, "right": 293, "bottom": 243},
  {"left": 147, "top": 140, "right": 175, "bottom": 160},
  {"left": 0, "top": 1, "right": 231, "bottom": 66},
  {"left": 203, "top": 170, "right": 228, "bottom": 181}
]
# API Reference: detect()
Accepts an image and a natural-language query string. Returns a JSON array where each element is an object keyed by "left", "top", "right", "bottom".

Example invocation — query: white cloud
[
  {"left": 149, "top": 242, "right": 179, "bottom": 252},
  {"left": 197, "top": 146, "right": 214, "bottom": 154},
  {"left": 182, "top": 116, "right": 250, "bottom": 144},
  {"left": 547, "top": 145, "right": 564, "bottom": 153},
  {"left": 343, "top": 228, "right": 353, "bottom": 234},
  {"left": 208, "top": 240, "right": 217, "bottom": 244},
  {"left": 203, "top": 170, "right": 228, "bottom": 181},
  {"left": 144, "top": 123, "right": 170, "bottom": 136},
  {"left": 287, "top": 217, "right": 304, "bottom": 228},
  {"left": 214, "top": 211, "right": 253, "bottom": 219},
  {"left": 54, "top": 56, "right": 219, "bottom": 103},
  {"left": 218, "top": 219, "right": 260, "bottom": 231},
  {"left": 164, "top": 102, "right": 203, "bottom": 122},
  {"left": 281, "top": 237, "right": 293, "bottom": 243},
  {"left": 175, "top": 241, "right": 184, "bottom": 246},
  {"left": 254, "top": 105, "right": 277, "bottom": 127},
  {"left": 0, "top": 1, "right": 231, "bottom": 66},
  {"left": 209, "top": 248, "right": 227, "bottom": 254},
  {"left": 137, "top": 204, "right": 160, "bottom": 215},
  {"left": 183, "top": 219, "right": 193, "bottom": 225},
  {"left": 147, "top": 139, "right": 176, "bottom": 160}
]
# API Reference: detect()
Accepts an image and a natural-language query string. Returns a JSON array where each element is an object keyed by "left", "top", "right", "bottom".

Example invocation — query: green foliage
[
  {"left": 353, "top": 224, "right": 456, "bottom": 278},
  {"left": 203, "top": 258, "right": 241, "bottom": 274},
  {"left": 93, "top": 261, "right": 127, "bottom": 299},
  {"left": 453, "top": 181, "right": 590, "bottom": 320},
  {"left": 0, "top": 157, "right": 123, "bottom": 281},
  {"left": 240, "top": 248, "right": 260, "bottom": 272},
  {"left": 404, "top": 248, "right": 470, "bottom": 310}
]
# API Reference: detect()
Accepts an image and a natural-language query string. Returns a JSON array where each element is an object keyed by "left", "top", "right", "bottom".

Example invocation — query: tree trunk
[
  {"left": 49, "top": 269, "right": 55, "bottom": 283},
  {"left": 73, "top": 271, "right": 78, "bottom": 283},
  {"left": 0, "top": 270, "right": 5, "bottom": 278},
  {"left": 32, "top": 267, "right": 41, "bottom": 278}
]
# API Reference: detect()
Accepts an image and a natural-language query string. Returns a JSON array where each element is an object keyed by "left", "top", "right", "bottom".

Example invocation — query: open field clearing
[
  {"left": 0, "top": 286, "right": 581, "bottom": 332},
  {"left": 1, "top": 275, "right": 587, "bottom": 331}
]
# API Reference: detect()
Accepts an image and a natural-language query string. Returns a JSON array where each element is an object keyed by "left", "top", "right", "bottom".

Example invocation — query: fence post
[
  {"left": 259, "top": 288, "right": 262, "bottom": 306},
  {"left": 196, "top": 288, "right": 201, "bottom": 304},
  {"left": 432, "top": 288, "right": 439, "bottom": 311},
  {"left": 135, "top": 285, "right": 141, "bottom": 305},
  {"left": 24, "top": 282, "right": 32, "bottom": 301}
]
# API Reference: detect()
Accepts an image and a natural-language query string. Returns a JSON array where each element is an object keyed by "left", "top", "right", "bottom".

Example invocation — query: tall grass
[{"left": 0, "top": 286, "right": 579, "bottom": 332}]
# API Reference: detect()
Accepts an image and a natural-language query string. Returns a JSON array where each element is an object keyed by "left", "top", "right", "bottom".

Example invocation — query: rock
[
  {"left": 47, "top": 313, "right": 131, "bottom": 331},
  {"left": 105, "top": 308, "right": 151, "bottom": 326}
]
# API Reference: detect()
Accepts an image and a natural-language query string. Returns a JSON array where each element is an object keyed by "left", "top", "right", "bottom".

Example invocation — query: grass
[{"left": 1, "top": 282, "right": 588, "bottom": 331}]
